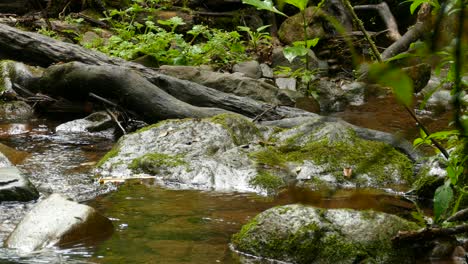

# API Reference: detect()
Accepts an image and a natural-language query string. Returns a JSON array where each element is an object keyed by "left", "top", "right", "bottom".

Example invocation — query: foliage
[
  {"left": 242, "top": 0, "right": 323, "bottom": 95},
  {"left": 81, "top": 0, "right": 249, "bottom": 67},
  {"left": 237, "top": 25, "right": 272, "bottom": 51},
  {"left": 404, "top": 0, "right": 467, "bottom": 224}
]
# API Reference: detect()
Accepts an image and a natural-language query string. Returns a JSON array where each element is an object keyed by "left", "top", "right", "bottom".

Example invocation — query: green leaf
[
  {"left": 293, "top": 38, "right": 320, "bottom": 48},
  {"left": 283, "top": 46, "right": 308, "bottom": 62},
  {"left": 242, "top": 0, "right": 288, "bottom": 16},
  {"left": 369, "top": 64, "right": 414, "bottom": 107},
  {"left": 237, "top": 26, "right": 251, "bottom": 32},
  {"left": 256, "top": 24, "right": 271, "bottom": 32},
  {"left": 284, "top": 0, "right": 309, "bottom": 11},
  {"left": 434, "top": 182, "right": 453, "bottom": 223},
  {"left": 413, "top": 137, "right": 425, "bottom": 147},
  {"left": 410, "top": 0, "right": 427, "bottom": 14}
]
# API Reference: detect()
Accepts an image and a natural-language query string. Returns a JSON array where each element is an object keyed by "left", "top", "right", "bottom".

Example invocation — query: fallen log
[
  {"left": 36, "top": 62, "right": 230, "bottom": 122},
  {"left": 0, "top": 23, "right": 311, "bottom": 121}
]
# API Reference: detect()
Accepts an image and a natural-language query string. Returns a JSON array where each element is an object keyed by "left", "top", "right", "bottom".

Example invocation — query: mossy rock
[
  {"left": 209, "top": 113, "right": 262, "bottom": 145},
  {"left": 249, "top": 121, "right": 415, "bottom": 191},
  {"left": 232, "top": 204, "right": 420, "bottom": 263}
]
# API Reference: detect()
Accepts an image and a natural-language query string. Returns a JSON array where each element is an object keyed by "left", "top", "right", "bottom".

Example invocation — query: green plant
[
  {"left": 237, "top": 25, "right": 272, "bottom": 51},
  {"left": 242, "top": 0, "right": 323, "bottom": 93},
  {"left": 81, "top": 0, "right": 249, "bottom": 67},
  {"left": 394, "top": 0, "right": 467, "bottom": 225}
]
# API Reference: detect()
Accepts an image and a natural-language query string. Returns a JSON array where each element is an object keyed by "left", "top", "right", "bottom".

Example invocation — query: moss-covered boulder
[
  {"left": 96, "top": 113, "right": 263, "bottom": 192},
  {"left": 97, "top": 114, "right": 417, "bottom": 194},
  {"left": 232, "top": 204, "right": 420, "bottom": 263}
]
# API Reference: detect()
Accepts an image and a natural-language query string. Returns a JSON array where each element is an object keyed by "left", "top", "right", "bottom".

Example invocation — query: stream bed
[{"left": 0, "top": 98, "right": 449, "bottom": 263}]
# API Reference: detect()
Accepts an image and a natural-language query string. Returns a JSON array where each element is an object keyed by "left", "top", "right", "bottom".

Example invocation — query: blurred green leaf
[
  {"left": 369, "top": 64, "right": 414, "bottom": 107},
  {"left": 293, "top": 38, "right": 320, "bottom": 48},
  {"left": 283, "top": 46, "right": 308, "bottom": 62},
  {"left": 285, "top": 0, "right": 309, "bottom": 11},
  {"left": 242, "top": 0, "right": 287, "bottom": 16},
  {"left": 434, "top": 182, "right": 453, "bottom": 223}
]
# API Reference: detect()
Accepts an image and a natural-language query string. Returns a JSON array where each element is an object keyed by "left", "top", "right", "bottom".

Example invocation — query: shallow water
[{"left": 0, "top": 100, "right": 452, "bottom": 263}]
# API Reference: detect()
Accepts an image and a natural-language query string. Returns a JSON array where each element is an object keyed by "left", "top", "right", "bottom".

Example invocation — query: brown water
[{"left": 332, "top": 96, "right": 452, "bottom": 141}]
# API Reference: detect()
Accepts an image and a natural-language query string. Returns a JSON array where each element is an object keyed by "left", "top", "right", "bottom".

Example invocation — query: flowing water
[{"left": 0, "top": 97, "right": 453, "bottom": 263}]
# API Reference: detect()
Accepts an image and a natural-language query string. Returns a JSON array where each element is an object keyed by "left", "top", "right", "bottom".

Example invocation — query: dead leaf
[{"left": 343, "top": 167, "right": 353, "bottom": 178}]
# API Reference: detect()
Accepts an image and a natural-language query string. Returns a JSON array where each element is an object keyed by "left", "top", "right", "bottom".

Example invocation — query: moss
[
  {"left": 231, "top": 216, "right": 259, "bottom": 247},
  {"left": 411, "top": 168, "right": 444, "bottom": 198},
  {"left": 132, "top": 119, "right": 179, "bottom": 134},
  {"left": 129, "top": 152, "right": 187, "bottom": 174},
  {"left": 96, "top": 143, "right": 121, "bottom": 167},
  {"left": 250, "top": 128, "right": 415, "bottom": 187},
  {"left": 249, "top": 171, "right": 284, "bottom": 194},
  {"left": 209, "top": 113, "right": 262, "bottom": 145},
  {"left": 249, "top": 147, "right": 287, "bottom": 168}
]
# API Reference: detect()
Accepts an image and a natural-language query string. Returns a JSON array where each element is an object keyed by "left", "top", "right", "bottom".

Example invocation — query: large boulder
[
  {"left": 97, "top": 114, "right": 417, "bottom": 194},
  {"left": 232, "top": 204, "right": 420, "bottom": 263},
  {"left": 278, "top": 7, "right": 326, "bottom": 45},
  {"left": 0, "top": 151, "right": 38, "bottom": 202},
  {"left": 6, "top": 193, "right": 113, "bottom": 252}
]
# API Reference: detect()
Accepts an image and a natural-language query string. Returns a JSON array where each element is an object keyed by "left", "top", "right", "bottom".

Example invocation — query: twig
[
  {"left": 393, "top": 224, "right": 468, "bottom": 245},
  {"left": 353, "top": 2, "right": 401, "bottom": 42},
  {"left": 405, "top": 105, "right": 449, "bottom": 159},
  {"left": 70, "top": 13, "right": 109, "bottom": 29},
  {"left": 105, "top": 108, "right": 126, "bottom": 135},
  {"left": 252, "top": 104, "right": 277, "bottom": 123},
  {"left": 88, "top": 92, "right": 119, "bottom": 108},
  {"left": 447, "top": 208, "right": 468, "bottom": 222},
  {"left": 381, "top": 3, "right": 432, "bottom": 60},
  {"left": 341, "top": 0, "right": 382, "bottom": 62}
]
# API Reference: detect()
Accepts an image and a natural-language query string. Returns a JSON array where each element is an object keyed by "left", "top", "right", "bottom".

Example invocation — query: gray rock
[
  {"left": 275, "top": 78, "right": 296, "bottom": 91},
  {"left": 98, "top": 113, "right": 417, "bottom": 194},
  {"left": 96, "top": 114, "right": 262, "bottom": 193},
  {"left": 0, "top": 166, "right": 39, "bottom": 202},
  {"left": 232, "top": 204, "right": 420, "bottom": 263},
  {"left": 259, "top": 63, "right": 274, "bottom": 78},
  {"left": 79, "top": 31, "right": 101, "bottom": 46},
  {"left": 314, "top": 79, "right": 347, "bottom": 112},
  {"left": 55, "top": 111, "right": 114, "bottom": 135},
  {"left": 232, "top": 60, "right": 261, "bottom": 79},
  {"left": 0, "top": 101, "right": 34, "bottom": 121},
  {"left": 159, "top": 65, "right": 291, "bottom": 105},
  {"left": 6, "top": 193, "right": 113, "bottom": 252}
]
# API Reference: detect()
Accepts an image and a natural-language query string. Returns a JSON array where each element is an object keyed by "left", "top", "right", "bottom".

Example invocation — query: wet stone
[
  {"left": 55, "top": 111, "right": 114, "bottom": 135},
  {"left": 0, "top": 166, "right": 38, "bottom": 202},
  {"left": 6, "top": 193, "right": 113, "bottom": 252}
]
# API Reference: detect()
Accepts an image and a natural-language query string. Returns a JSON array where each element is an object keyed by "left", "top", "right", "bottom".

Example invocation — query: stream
[{"left": 0, "top": 96, "right": 451, "bottom": 263}]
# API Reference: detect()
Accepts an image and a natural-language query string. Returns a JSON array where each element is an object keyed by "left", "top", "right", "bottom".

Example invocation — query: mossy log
[{"left": 0, "top": 23, "right": 310, "bottom": 122}]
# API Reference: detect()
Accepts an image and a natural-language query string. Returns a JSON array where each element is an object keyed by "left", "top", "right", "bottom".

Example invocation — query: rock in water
[
  {"left": 232, "top": 204, "right": 420, "bottom": 263},
  {"left": 6, "top": 193, "right": 113, "bottom": 252},
  {"left": 0, "top": 151, "right": 38, "bottom": 202}
]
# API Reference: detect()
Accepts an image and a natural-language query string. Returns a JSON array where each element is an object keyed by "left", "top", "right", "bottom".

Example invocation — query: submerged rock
[
  {"left": 6, "top": 193, "right": 113, "bottom": 252},
  {"left": 97, "top": 113, "right": 417, "bottom": 194},
  {"left": 0, "top": 152, "right": 38, "bottom": 202},
  {"left": 232, "top": 204, "right": 420, "bottom": 263}
]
